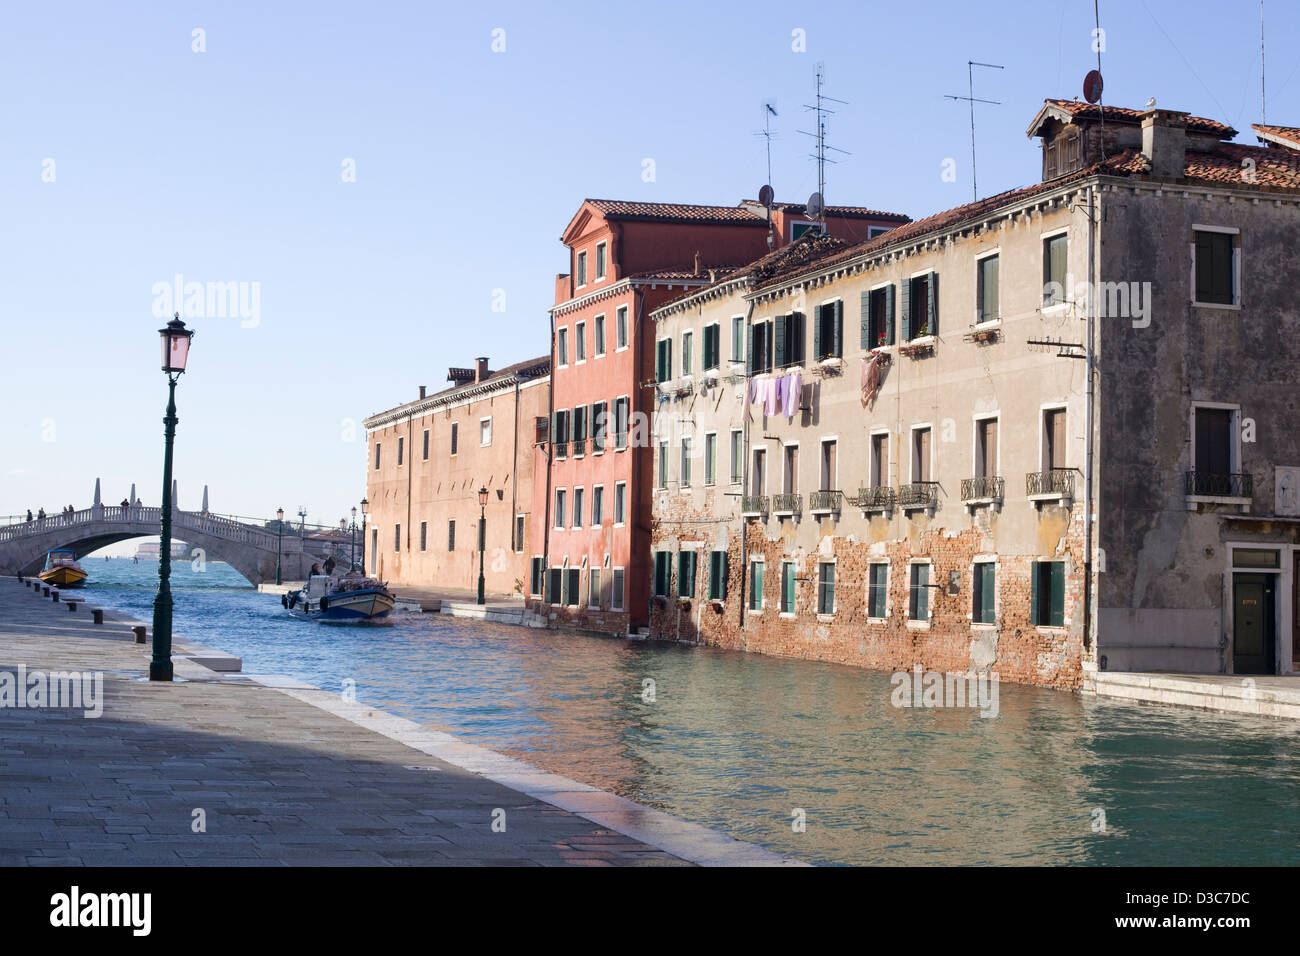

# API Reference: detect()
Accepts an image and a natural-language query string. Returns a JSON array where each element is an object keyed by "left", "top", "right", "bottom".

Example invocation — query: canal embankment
[{"left": 0, "top": 577, "right": 799, "bottom": 866}]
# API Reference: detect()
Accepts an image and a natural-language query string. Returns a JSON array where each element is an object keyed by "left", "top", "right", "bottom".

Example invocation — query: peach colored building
[{"left": 364, "top": 355, "right": 549, "bottom": 595}]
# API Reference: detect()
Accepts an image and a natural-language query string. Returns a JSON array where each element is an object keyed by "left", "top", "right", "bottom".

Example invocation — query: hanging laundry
[
  {"left": 783, "top": 370, "right": 802, "bottom": 418},
  {"left": 861, "top": 352, "right": 888, "bottom": 409},
  {"left": 765, "top": 377, "right": 780, "bottom": 417}
]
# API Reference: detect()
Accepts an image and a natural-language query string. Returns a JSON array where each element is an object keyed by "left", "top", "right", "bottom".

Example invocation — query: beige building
[{"left": 363, "top": 356, "right": 549, "bottom": 595}]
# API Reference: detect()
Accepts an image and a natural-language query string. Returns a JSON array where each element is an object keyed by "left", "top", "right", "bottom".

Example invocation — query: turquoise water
[{"left": 80, "top": 556, "right": 1300, "bottom": 866}]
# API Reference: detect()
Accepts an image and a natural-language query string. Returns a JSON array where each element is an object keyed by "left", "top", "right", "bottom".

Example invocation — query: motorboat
[
  {"left": 39, "top": 550, "right": 87, "bottom": 588},
  {"left": 283, "top": 570, "right": 395, "bottom": 623}
]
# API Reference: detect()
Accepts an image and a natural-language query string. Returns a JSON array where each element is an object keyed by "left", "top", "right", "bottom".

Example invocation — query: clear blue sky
[{"left": 2, "top": 0, "right": 1295, "bottom": 538}]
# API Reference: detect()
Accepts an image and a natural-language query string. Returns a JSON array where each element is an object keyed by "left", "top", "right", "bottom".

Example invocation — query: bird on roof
[{"left": 1146, "top": 96, "right": 1157, "bottom": 108}]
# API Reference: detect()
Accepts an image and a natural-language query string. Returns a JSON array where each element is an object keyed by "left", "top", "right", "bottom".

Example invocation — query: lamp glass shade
[
  {"left": 478, "top": 487, "right": 489, "bottom": 506},
  {"left": 277, "top": 508, "right": 284, "bottom": 521},
  {"left": 159, "top": 317, "right": 193, "bottom": 373}
]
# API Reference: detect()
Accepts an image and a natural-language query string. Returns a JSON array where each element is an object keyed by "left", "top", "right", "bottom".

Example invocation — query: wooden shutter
[
  {"left": 1050, "top": 561, "right": 1065, "bottom": 626},
  {"left": 927, "top": 272, "right": 939, "bottom": 335},
  {"left": 917, "top": 429, "right": 931, "bottom": 481},
  {"left": 899, "top": 278, "right": 911, "bottom": 341},
  {"left": 1049, "top": 410, "right": 1067, "bottom": 470},
  {"left": 774, "top": 314, "right": 786, "bottom": 369},
  {"left": 833, "top": 301, "right": 843, "bottom": 357},
  {"left": 1030, "top": 562, "right": 1040, "bottom": 625},
  {"left": 747, "top": 325, "right": 756, "bottom": 375},
  {"left": 885, "top": 285, "right": 896, "bottom": 345},
  {"left": 980, "top": 565, "right": 995, "bottom": 622},
  {"left": 813, "top": 305, "right": 822, "bottom": 359},
  {"left": 860, "top": 290, "right": 871, "bottom": 350}
]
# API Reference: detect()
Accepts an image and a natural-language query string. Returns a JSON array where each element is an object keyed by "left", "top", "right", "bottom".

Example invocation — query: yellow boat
[{"left": 39, "top": 550, "right": 88, "bottom": 588}]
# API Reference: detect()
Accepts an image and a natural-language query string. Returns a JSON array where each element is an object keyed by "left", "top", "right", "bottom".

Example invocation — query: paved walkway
[
  {"left": 1085, "top": 667, "right": 1300, "bottom": 720},
  {"left": 0, "top": 579, "right": 796, "bottom": 866}
]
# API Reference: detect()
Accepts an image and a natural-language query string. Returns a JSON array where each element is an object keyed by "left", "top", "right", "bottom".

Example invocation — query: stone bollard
[
  {"left": 51, "top": 591, "right": 60, "bottom": 603},
  {"left": 42, "top": 587, "right": 50, "bottom": 597},
  {"left": 67, "top": 601, "right": 76, "bottom": 612},
  {"left": 132, "top": 626, "right": 146, "bottom": 644},
  {"left": 92, "top": 609, "right": 104, "bottom": 625}
]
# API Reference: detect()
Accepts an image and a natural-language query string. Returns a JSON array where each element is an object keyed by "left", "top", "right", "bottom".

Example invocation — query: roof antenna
[
  {"left": 798, "top": 63, "right": 849, "bottom": 229},
  {"left": 1260, "top": 0, "right": 1267, "bottom": 124},
  {"left": 1094, "top": 0, "right": 1106, "bottom": 159},
  {"left": 945, "top": 60, "right": 1003, "bottom": 202},
  {"left": 753, "top": 102, "right": 779, "bottom": 249}
]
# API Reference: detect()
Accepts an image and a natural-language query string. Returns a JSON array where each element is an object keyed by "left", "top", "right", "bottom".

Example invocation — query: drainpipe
[
  {"left": 738, "top": 297, "right": 757, "bottom": 631},
  {"left": 543, "top": 315, "right": 555, "bottom": 605},
  {"left": 1083, "top": 183, "right": 1098, "bottom": 655},
  {"left": 511, "top": 376, "right": 520, "bottom": 552},
  {"left": 407, "top": 415, "right": 413, "bottom": 555}
]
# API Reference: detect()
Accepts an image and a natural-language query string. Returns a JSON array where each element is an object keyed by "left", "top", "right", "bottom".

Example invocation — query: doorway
[{"left": 1233, "top": 572, "right": 1277, "bottom": 675}]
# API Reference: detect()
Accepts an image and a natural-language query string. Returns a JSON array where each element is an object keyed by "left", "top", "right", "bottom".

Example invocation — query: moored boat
[
  {"left": 283, "top": 571, "right": 395, "bottom": 624},
  {"left": 39, "top": 550, "right": 88, "bottom": 588}
]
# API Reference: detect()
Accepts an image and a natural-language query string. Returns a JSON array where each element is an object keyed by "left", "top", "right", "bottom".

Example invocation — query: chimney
[
  {"left": 418, "top": 385, "right": 427, "bottom": 400},
  {"left": 475, "top": 357, "right": 490, "bottom": 382},
  {"left": 693, "top": 251, "right": 702, "bottom": 276},
  {"left": 1141, "top": 109, "right": 1188, "bottom": 178}
]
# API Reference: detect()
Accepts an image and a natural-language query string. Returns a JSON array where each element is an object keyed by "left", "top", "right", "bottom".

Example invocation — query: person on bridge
[
  {"left": 120, "top": 499, "right": 129, "bottom": 509},
  {"left": 25, "top": 510, "right": 32, "bottom": 523},
  {"left": 37, "top": 508, "right": 45, "bottom": 521}
]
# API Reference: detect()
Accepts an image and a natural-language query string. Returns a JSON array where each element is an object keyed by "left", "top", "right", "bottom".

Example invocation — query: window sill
[
  {"left": 906, "top": 620, "right": 930, "bottom": 630},
  {"left": 1040, "top": 302, "right": 1070, "bottom": 316},
  {"left": 866, "top": 616, "right": 888, "bottom": 624},
  {"left": 779, "top": 612, "right": 796, "bottom": 620},
  {"left": 1191, "top": 300, "right": 1240, "bottom": 311},
  {"left": 1185, "top": 495, "right": 1251, "bottom": 512},
  {"left": 817, "top": 613, "right": 835, "bottom": 623}
]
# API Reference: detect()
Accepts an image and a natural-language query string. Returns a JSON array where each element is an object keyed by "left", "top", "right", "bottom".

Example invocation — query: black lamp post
[
  {"left": 350, "top": 506, "right": 358, "bottom": 570},
  {"left": 359, "top": 498, "right": 369, "bottom": 575},
  {"left": 150, "top": 314, "right": 194, "bottom": 682},
  {"left": 275, "top": 507, "right": 284, "bottom": 586},
  {"left": 477, "top": 486, "right": 488, "bottom": 605}
]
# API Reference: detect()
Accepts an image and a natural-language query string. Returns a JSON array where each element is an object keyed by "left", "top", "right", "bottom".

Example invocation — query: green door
[{"left": 1233, "top": 573, "right": 1277, "bottom": 675}]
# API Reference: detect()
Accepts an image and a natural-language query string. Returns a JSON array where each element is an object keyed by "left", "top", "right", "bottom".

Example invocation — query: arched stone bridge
[{"left": 0, "top": 503, "right": 333, "bottom": 585}]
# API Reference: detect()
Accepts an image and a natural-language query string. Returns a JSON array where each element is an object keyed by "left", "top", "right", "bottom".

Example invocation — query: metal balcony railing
[
  {"left": 1026, "top": 469, "right": 1075, "bottom": 498},
  {"left": 571, "top": 438, "right": 586, "bottom": 456},
  {"left": 771, "top": 493, "right": 802, "bottom": 516},
  {"left": 853, "top": 486, "right": 896, "bottom": 510},
  {"left": 553, "top": 441, "right": 568, "bottom": 459},
  {"left": 740, "top": 495, "right": 769, "bottom": 517},
  {"left": 898, "top": 482, "right": 940, "bottom": 508},
  {"left": 809, "top": 490, "right": 842, "bottom": 513},
  {"left": 961, "top": 475, "right": 1005, "bottom": 502},
  {"left": 1185, "top": 471, "right": 1253, "bottom": 498}
]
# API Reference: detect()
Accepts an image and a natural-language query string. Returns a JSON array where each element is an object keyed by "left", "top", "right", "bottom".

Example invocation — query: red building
[{"left": 527, "top": 198, "right": 908, "bottom": 634}]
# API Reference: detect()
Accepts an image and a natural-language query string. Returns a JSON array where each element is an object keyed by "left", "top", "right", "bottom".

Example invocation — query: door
[{"left": 1233, "top": 573, "right": 1277, "bottom": 674}]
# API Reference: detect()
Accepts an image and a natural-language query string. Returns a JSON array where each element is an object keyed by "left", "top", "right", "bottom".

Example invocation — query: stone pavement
[{"left": 0, "top": 579, "right": 799, "bottom": 866}]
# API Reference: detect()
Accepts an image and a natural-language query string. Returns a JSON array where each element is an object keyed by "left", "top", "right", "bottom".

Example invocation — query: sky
[{"left": 2, "top": 0, "right": 1297, "bottom": 549}]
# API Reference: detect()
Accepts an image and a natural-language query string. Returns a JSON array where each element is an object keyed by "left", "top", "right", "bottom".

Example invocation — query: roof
[
  {"left": 583, "top": 199, "right": 766, "bottom": 225},
  {"left": 363, "top": 354, "right": 550, "bottom": 426},
  {"left": 1028, "top": 98, "right": 1238, "bottom": 138},
  {"left": 1253, "top": 124, "right": 1300, "bottom": 150},
  {"left": 754, "top": 201, "right": 911, "bottom": 222},
  {"left": 628, "top": 266, "right": 743, "bottom": 281}
]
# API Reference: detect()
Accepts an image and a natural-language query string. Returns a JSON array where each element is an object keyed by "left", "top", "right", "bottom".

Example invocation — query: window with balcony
[{"left": 1189, "top": 404, "right": 1251, "bottom": 499}]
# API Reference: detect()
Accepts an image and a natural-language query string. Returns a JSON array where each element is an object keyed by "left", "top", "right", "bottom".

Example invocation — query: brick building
[
  {"left": 646, "top": 98, "right": 1300, "bottom": 686},
  {"left": 364, "top": 355, "right": 549, "bottom": 595}
]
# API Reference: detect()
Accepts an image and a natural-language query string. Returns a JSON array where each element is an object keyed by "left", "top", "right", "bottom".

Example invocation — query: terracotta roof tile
[
  {"left": 585, "top": 199, "right": 765, "bottom": 225},
  {"left": 1253, "top": 124, "right": 1300, "bottom": 149},
  {"left": 1043, "top": 98, "right": 1237, "bottom": 137},
  {"left": 756, "top": 201, "right": 911, "bottom": 222}
]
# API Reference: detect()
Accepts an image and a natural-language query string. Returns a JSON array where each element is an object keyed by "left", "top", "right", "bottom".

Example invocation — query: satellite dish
[
  {"left": 806, "top": 191, "right": 824, "bottom": 220},
  {"left": 758, "top": 184, "right": 774, "bottom": 207},
  {"left": 1083, "top": 69, "right": 1104, "bottom": 105}
]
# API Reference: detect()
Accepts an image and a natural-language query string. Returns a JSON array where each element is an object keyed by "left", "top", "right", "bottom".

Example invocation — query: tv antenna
[
  {"left": 1260, "top": 0, "right": 1267, "bottom": 124},
  {"left": 753, "top": 101, "right": 779, "bottom": 190},
  {"left": 798, "top": 64, "right": 849, "bottom": 224},
  {"left": 945, "top": 60, "right": 1003, "bottom": 202}
]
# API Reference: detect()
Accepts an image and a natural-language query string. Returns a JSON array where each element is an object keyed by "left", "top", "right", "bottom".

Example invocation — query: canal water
[{"left": 83, "top": 557, "right": 1300, "bottom": 866}]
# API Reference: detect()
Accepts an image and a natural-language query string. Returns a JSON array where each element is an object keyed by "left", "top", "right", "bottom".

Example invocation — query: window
[
  {"left": 911, "top": 427, "right": 932, "bottom": 482},
  {"left": 612, "top": 568, "right": 626, "bottom": 610},
  {"left": 1043, "top": 234, "right": 1068, "bottom": 306},
  {"left": 566, "top": 568, "right": 580, "bottom": 606},
  {"left": 480, "top": 418, "right": 492, "bottom": 446},
  {"left": 708, "top": 550, "right": 728, "bottom": 600},
  {"left": 704, "top": 433, "right": 717, "bottom": 486},
  {"left": 545, "top": 567, "right": 561, "bottom": 604},
  {"left": 681, "top": 438, "right": 692, "bottom": 487},
  {"left": 749, "top": 560, "right": 764, "bottom": 611},
  {"left": 870, "top": 432, "right": 889, "bottom": 488},
  {"left": 681, "top": 331, "right": 693, "bottom": 376},
  {"left": 654, "top": 551, "right": 670, "bottom": 598},
  {"left": 447, "top": 520, "right": 455, "bottom": 551},
  {"left": 572, "top": 406, "right": 587, "bottom": 448},
  {"left": 867, "top": 564, "right": 888, "bottom": 619},
  {"left": 450, "top": 422, "right": 458, "bottom": 455},
  {"left": 419, "top": 521, "right": 427, "bottom": 552},
  {"left": 552, "top": 409, "right": 570, "bottom": 450},
  {"left": 658, "top": 441, "right": 669, "bottom": 489},
  {"left": 748, "top": 320, "right": 774, "bottom": 374},
  {"left": 530, "top": 557, "right": 545, "bottom": 596},
  {"left": 909, "top": 563, "right": 930, "bottom": 621},
  {"left": 595, "top": 242, "right": 606, "bottom": 280},
  {"left": 782, "top": 445, "right": 799, "bottom": 494},
  {"left": 557, "top": 327, "right": 569, "bottom": 366},
  {"left": 422, "top": 429, "right": 430, "bottom": 461},
  {"left": 594, "top": 314, "right": 606, "bottom": 355},
  {"left": 572, "top": 487, "right": 584, "bottom": 528},
  {"left": 584, "top": 484, "right": 602, "bottom": 527},
  {"left": 677, "top": 551, "right": 697, "bottom": 598},
  {"left": 973, "top": 561, "right": 996, "bottom": 624},
  {"left": 774, "top": 312, "right": 805, "bottom": 369},
  {"left": 614, "top": 397, "right": 629, "bottom": 449},
  {"left": 902, "top": 272, "right": 938, "bottom": 339},
  {"left": 1192, "top": 405, "right": 1240, "bottom": 495},
  {"left": 591, "top": 401, "right": 607, "bottom": 452},
  {"left": 656, "top": 338, "right": 673, "bottom": 383},
  {"left": 819, "top": 439, "right": 837, "bottom": 491},
  {"left": 730, "top": 430, "right": 744, "bottom": 484},
  {"left": 975, "top": 253, "right": 999, "bottom": 324},
  {"left": 514, "top": 514, "right": 525, "bottom": 553},
  {"left": 374, "top": 442, "right": 381, "bottom": 470},
  {"left": 589, "top": 568, "right": 602, "bottom": 608},
  {"left": 817, "top": 562, "right": 835, "bottom": 615},
  {"left": 614, "top": 482, "right": 626, "bottom": 525},
  {"left": 703, "top": 324, "right": 720, "bottom": 370},
  {"left": 814, "top": 301, "right": 843, "bottom": 361},
  {"left": 554, "top": 489, "right": 566, "bottom": 528},
  {"left": 751, "top": 447, "right": 767, "bottom": 496},
  {"left": 616, "top": 306, "right": 628, "bottom": 349},
  {"left": 732, "top": 316, "right": 744, "bottom": 363},
  {"left": 791, "top": 221, "right": 819, "bottom": 240},
  {"left": 865, "top": 285, "right": 894, "bottom": 349},
  {"left": 371, "top": 528, "right": 377, "bottom": 563},
  {"left": 396, "top": 436, "right": 404, "bottom": 467},
  {"left": 781, "top": 561, "right": 796, "bottom": 613},
  {"left": 1031, "top": 561, "right": 1065, "bottom": 627},
  {"left": 1043, "top": 408, "right": 1067, "bottom": 471},
  {"left": 576, "top": 251, "right": 587, "bottom": 287},
  {"left": 1193, "top": 228, "right": 1237, "bottom": 306},
  {"left": 975, "top": 417, "right": 998, "bottom": 478},
  {"left": 575, "top": 322, "right": 586, "bottom": 362},
  {"left": 394, "top": 524, "right": 401, "bottom": 552}
]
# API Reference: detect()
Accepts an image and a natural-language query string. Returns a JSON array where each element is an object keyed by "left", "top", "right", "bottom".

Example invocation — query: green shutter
[
  {"left": 927, "top": 272, "right": 939, "bottom": 335},
  {"left": 774, "top": 314, "right": 786, "bottom": 369},
  {"left": 833, "top": 301, "right": 843, "bottom": 358},
  {"left": 719, "top": 551, "right": 728, "bottom": 599},
  {"left": 1050, "top": 561, "right": 1065, "bottom": 627},
  {"left": 860, "top": 290, "right": 871, "bottom": 351},
  {"left": 747, "top": 324, "right": 756, "bottom": 375},
  {"left": 1030, "top": 563, "right": 1040, "bottom": 626},
  {"left": 665, "top": 340, "right": 672, "bottom": 380},
  {"left": 980, "top": 565, "right": 995, "bottom": 623},
  {"left": 655, "top": 341, "right": 663, "bottom": 382},
  {"left": 899, "top": 278, "right": 911, "bottom": 341},
  {"left": 886, "top": 284, "right": 896, "bottom": 345},
  {"left": 678, "top": 552, "right": 687, "bottom": 596},
  {"left": 813, "top": 305, "right": 822, "bottom": 360}
]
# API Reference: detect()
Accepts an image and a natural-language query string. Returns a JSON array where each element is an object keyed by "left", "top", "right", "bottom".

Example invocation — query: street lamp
[
  {"left": 350, "top": 506, "right": 358, "bottom": 571},
  {"left": 275, "top": 507, "right": 285, "bottom": 586},
  {"left": 477, "top": 485, "right": 488, "bottom": 605},
  {"left": 150, "top": 314, "right": 194, "bottom": 682},
  {"left": 359, "top": 498, "right": 369, "bottom": 575}
]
